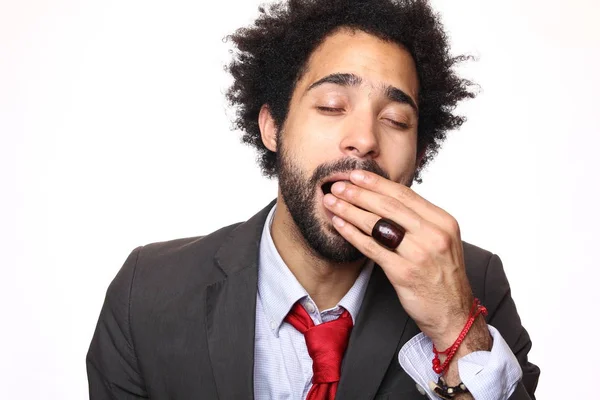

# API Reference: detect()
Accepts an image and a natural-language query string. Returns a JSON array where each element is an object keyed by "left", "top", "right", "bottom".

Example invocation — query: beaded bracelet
[{"left": 428, "top": 377, "right": 470, "bottom": 399}]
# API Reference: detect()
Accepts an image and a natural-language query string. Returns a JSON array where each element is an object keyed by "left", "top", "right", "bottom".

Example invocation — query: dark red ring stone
[{"left": 371, "top": 218, "right": 406, "bottom": 250}]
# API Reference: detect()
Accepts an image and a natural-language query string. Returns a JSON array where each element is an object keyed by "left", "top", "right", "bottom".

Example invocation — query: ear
[{"left": 258, "top": 104, "right": 278, "bottom": 152}]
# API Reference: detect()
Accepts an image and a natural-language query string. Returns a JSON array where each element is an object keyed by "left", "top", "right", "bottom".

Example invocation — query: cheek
[
  {"left": 286, "top": 116, "right": 340, "bottom": 161},
  {"left": 379, "top": 134, "right": 418, "bottom": 179}
]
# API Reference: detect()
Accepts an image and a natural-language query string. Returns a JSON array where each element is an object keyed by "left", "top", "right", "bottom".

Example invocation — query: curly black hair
[{"left": 225, "top": 0, "right": 475, "bottom": 184}]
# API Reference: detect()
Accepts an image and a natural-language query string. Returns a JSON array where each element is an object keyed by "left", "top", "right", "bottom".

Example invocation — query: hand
[{"left": 322, "top": 169, "right": 482, "bottom": 350}]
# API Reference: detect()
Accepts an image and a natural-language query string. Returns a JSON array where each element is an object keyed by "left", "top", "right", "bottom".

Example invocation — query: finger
[
  {"left": 348, "top": 170, "right": 451, "bottom": 228},
  {"left": 330, "top": 214, "right": 395, "bottom": 265},
  {"left": 325, "top": 193, "right": 428, "bottom": 263},
  {"left": 330, "top": 180, "right": 425, "bottom": 234},
  {"left": 330, "top": 215, "right": 415, "bottom": 284},
  {"left": 323, "top": 193, "right": 381, "bottom": 236}
]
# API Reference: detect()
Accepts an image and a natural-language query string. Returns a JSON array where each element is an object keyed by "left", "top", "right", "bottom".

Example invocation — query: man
[{"left": 87, "top": 0, "right": 539, "bottom": 399}]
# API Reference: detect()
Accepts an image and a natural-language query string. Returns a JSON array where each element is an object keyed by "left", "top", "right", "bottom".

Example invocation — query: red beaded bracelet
[{"left": 431, "top": 298, "right": 488, "bottom": 374}]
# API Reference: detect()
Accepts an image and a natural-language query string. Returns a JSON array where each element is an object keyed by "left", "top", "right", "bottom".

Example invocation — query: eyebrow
[{"left": 305, "top": 72, "right": 419, "bottom": 114}]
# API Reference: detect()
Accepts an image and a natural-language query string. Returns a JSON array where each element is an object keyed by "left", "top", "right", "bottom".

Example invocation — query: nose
[{"left": 339, "top": 113, "right": 380, "bottom": 160}]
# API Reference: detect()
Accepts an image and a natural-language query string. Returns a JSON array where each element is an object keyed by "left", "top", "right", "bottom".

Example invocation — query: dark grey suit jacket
[{"left": 87, "top": 201, "right": 540, "bottom": 399}]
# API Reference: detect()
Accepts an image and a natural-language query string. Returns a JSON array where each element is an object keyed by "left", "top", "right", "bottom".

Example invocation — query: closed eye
[
  {"left": 317, "top": 106, "right": 344, "bottom": 113},
  {"left": 387, "top": 119, "right": 410, "bottom": 129}
]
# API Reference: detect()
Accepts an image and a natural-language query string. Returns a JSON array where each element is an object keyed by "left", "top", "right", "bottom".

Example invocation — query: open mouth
[
  {"left": 320, "top": 172, "right": 353, "bottom": 196},
  {"left": 321, "top": 179, "right": 351, "bottom": 195},
  {"left": 321, "top": 181, "right": 335, "bottom": 195}
]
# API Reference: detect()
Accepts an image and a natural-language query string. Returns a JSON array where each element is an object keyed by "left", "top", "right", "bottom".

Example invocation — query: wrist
[
  {"left": 430, "top": 317, "right": 470, "bottom": 351},
  {"left": 455, "top": 314, "right": 492, "bottom": 355},
  {"left": 431, "top": 298, "right": 489, "bottom": 376},
  {"left": 429, "top": 295, "right": 476, "bottom": 350},
  {"left": 442, "top": 315, "right": 492, "bottom": 386}
]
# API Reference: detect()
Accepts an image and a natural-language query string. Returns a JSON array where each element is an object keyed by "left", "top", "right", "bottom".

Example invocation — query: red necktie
[{"left": 284, "top": 302, "right": 353, "bottom": 400}]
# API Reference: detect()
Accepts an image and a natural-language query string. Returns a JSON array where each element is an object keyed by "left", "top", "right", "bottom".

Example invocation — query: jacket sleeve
[
  {"left": 484, "top": 254, "right": 540, "bottom": 400},
  {"left": 86, "top": 247, "right": 148, "bottom": 399}
]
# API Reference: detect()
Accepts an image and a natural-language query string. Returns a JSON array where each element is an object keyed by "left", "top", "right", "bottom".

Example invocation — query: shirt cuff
[{"left": 398, "top": 325, "right": 522, "bottom": 400}]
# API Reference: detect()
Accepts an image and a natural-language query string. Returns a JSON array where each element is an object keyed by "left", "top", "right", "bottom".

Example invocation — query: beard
[{"left": 276, "top": 144, "right": 395, "bottom": 264}]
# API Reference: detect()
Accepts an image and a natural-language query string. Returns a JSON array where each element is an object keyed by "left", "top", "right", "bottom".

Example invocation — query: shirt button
[
  {"left": 304, "top": 302, "right": 316, "bottom": 314},
  {"left": 270, "top": 320, "right": 277, "bottom": 330},
  {"left": 416, "top": 384, "right": 426, "bottom": 395}
]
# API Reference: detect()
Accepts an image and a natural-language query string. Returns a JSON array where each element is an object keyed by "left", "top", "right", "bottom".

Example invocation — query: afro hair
[{"left": 225, "top": 0, "right": 475, "bottom": 183}]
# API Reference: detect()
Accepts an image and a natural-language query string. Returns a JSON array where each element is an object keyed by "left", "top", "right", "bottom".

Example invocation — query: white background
[{"left": 1, "top": 0, "right": 599, "bottom": 398}]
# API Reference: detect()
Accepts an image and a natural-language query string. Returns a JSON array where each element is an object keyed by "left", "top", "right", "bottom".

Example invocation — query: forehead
[{"left": 297, "top": 28, "right": 419, "bottom": 101}]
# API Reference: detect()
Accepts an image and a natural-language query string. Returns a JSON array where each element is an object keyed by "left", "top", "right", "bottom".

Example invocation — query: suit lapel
[
  {"left": 336, "top": 265, "right": 414, "bottom": 400},
  {"left": 204, "top": 201, "right": 275, "bottom": 400},
  {"left": 204, "top": 200, "right": 418, "bottom": 399}
]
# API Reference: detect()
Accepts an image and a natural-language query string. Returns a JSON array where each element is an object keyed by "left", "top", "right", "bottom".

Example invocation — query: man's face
[{"left": 274, "top": 28, "right": 420, "bottom": 263}]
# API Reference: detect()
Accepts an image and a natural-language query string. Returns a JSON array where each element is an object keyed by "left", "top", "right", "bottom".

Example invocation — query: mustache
[{"left": 309, "top": 158, "right": 390, "bottom": 187}]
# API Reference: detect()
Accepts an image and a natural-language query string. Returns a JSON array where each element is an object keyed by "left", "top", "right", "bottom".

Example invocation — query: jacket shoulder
[
  {"left": 462, "top": 240, "right": 494, "bottom": 270},
  {"left": 461, "top": 240, "right": 495, "bottom": 298},
  {"left": 131, "top": 221, "right": 243, "bottom": 289},
  {"left": 139, "top": 222, "right": 241, "bottom": 262}
]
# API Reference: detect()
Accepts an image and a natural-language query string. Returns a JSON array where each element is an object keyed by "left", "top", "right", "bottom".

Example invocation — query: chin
[{"left": 314, "top": 205, "right": 364, "bottom": 263}]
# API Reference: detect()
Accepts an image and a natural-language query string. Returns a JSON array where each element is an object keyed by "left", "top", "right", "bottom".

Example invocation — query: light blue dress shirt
[{"left": 254, "top": 205, "right": 522, "bottom": 399}]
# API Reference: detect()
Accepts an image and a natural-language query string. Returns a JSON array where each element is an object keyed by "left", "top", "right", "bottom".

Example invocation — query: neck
[{"left": 270, "top": 195, "right": 365, "bottom": 311}]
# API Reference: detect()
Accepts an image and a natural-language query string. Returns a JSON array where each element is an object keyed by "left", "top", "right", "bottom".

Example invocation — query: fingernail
[
  {"left": 351, "top": 170, "right": 365, "bottom": 181},
  {"left": 331, "top": 181, "right": 346, "bottom": 194},
  {"left": 323, "top": 194, "right": 336, "bottom": 206},
  {"left": 332, "top": 216, "right": 345, "bottom": 227}
]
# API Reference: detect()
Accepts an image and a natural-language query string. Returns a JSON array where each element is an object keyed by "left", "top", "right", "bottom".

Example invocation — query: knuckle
[
  {"left": 333, "top": 197, "right": 346, "bottom": 211},
  {"left": 432, "top": 230, "right": 452, "bottom": 251},
  {"left": 344, "top": 185, "right": 358, "bottom": 200},
  {"left": 395, "top": 186, "right": 414, "bottom": 201},
  {"left": 380, "top": 196, "right": 402, "bottom": 215},
  {"left": 364, "top": 239, "right": 383, "bottom": 258},
  {"left": 365, "top": 172, "right": 379, "bottom": 185},
  {"left": 446, "top": 216, "right": 461, "bottom": 235},
  {"left": 411, "top": 247, "right": 429, "bottom": 264}
]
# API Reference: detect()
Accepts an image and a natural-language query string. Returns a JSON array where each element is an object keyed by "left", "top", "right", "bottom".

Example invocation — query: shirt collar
[{"left": 257, "top": 204, "right": 373, "bottom": 336}]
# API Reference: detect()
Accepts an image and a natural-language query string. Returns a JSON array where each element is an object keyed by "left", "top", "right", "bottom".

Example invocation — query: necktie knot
[{"left": 284, "top": 302, "right": 353, "bottom": 398}]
